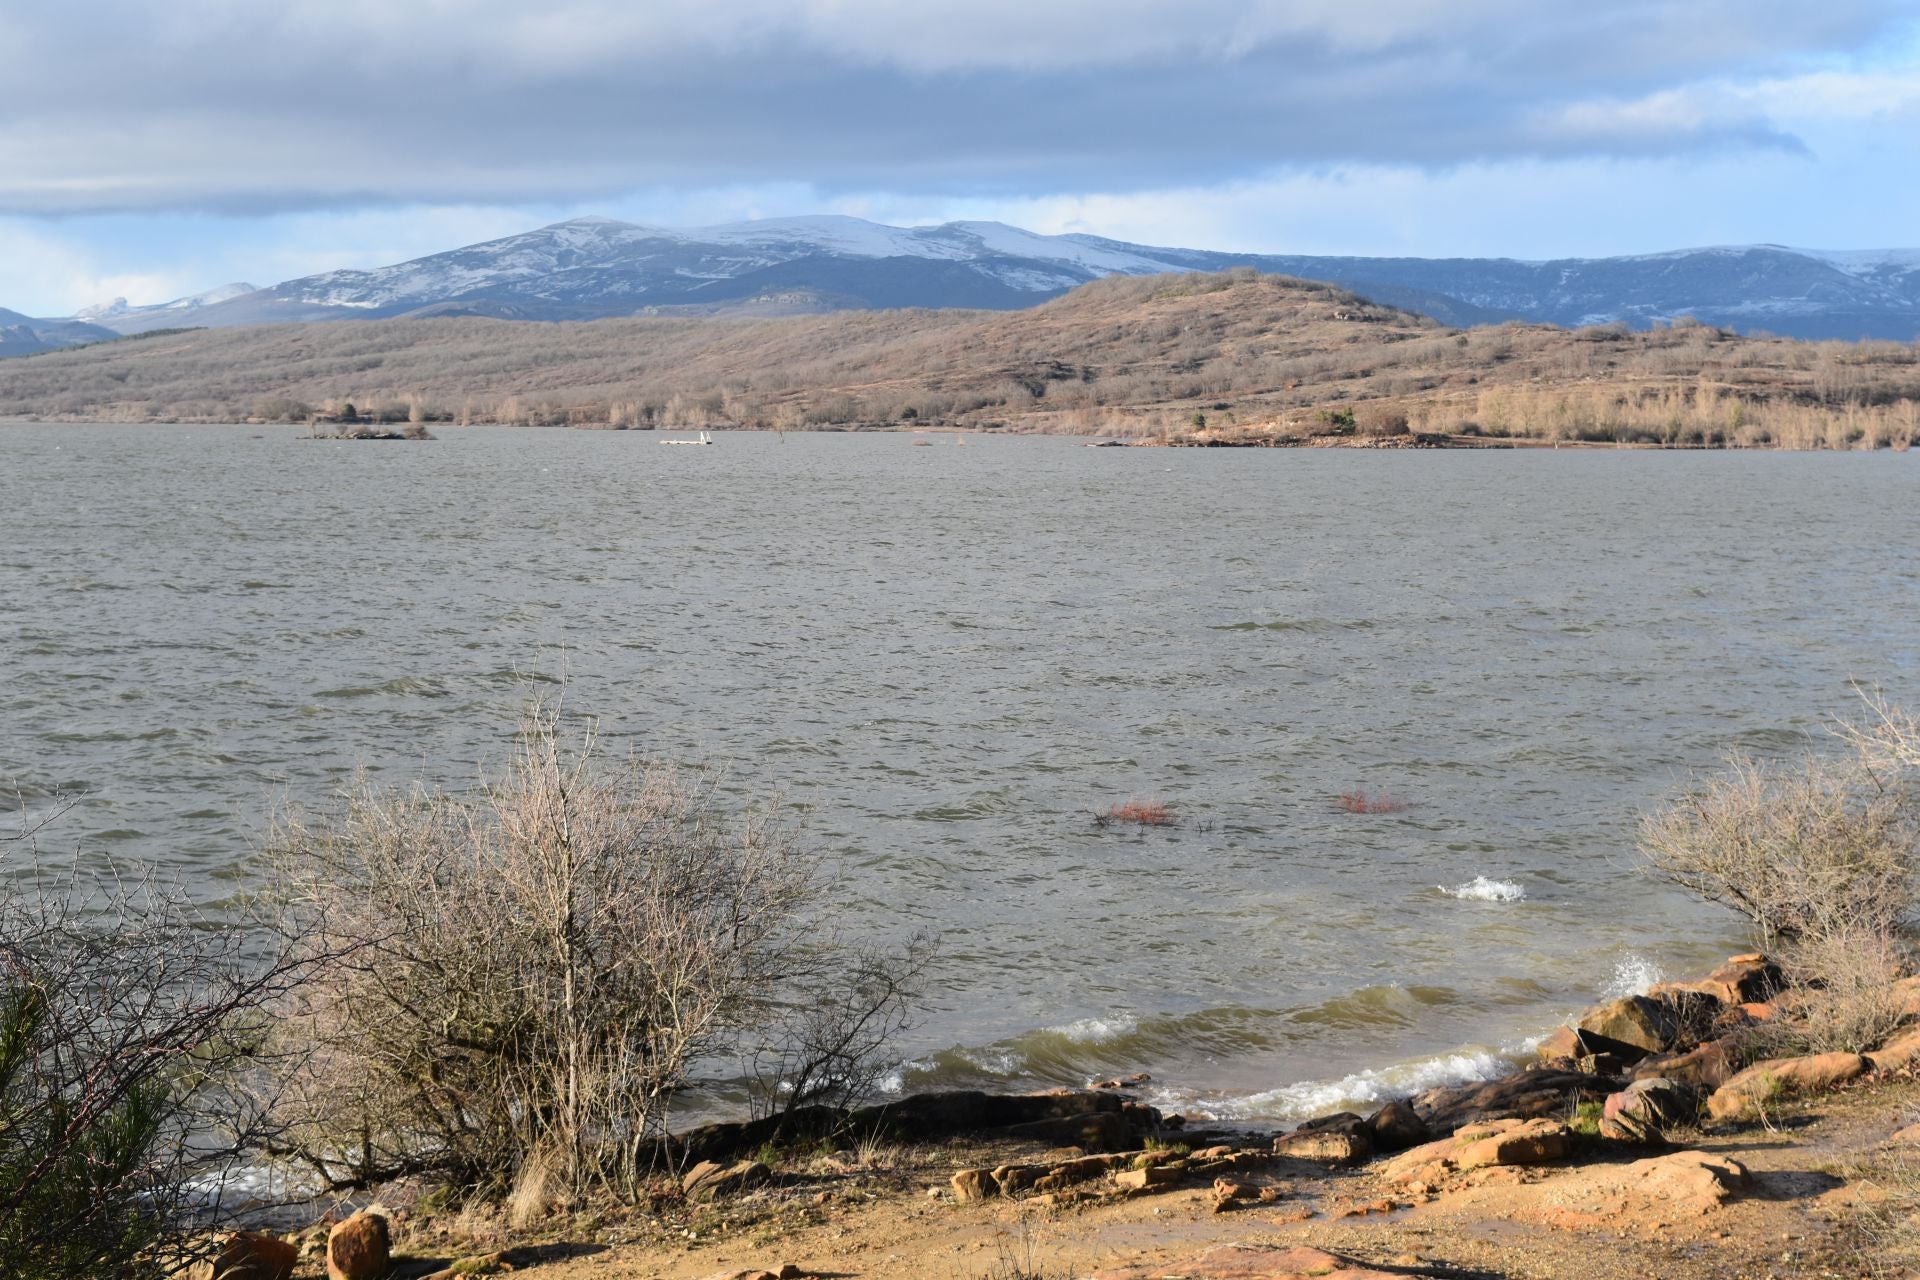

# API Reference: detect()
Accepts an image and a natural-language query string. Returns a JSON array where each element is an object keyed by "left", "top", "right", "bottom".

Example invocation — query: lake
[{"left": 2, "top": 424, "right": 1916, "bottom": 1120}]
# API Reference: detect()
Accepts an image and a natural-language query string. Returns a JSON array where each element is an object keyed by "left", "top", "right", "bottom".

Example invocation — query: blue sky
[{"left": 3, "top": 0, "right": 1918, "bottom": 315}]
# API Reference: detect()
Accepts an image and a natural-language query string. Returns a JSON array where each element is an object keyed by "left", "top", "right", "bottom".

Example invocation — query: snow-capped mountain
[
  {"left": 75, "top": 283, "right": 259, "bottom": 331},
  {"left": 27, "top": 218, "right": 1920, "bottom": 349}
]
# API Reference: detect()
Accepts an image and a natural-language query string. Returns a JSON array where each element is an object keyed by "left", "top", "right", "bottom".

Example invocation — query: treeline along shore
[{"left": 2, "top": 270, "right": 1918, "bottom": 449}]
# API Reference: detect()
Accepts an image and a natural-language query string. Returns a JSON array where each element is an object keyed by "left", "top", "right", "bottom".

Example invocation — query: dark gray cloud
[{"left": 0, "top": 0, "right": 1908, "bottom": 213}]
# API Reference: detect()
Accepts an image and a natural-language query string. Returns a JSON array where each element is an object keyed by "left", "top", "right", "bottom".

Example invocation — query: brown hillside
[{"left": 2, "top": 269, "right": 1916, "bottom": 447}]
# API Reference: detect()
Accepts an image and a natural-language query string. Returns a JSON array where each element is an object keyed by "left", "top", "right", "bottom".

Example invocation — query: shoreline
[{"left": 252, "top": 946, "right": 1920, "bottom": 1279}]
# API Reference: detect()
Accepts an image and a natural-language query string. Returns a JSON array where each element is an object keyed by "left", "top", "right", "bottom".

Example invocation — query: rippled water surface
[{"left": 3, "top": 425, "right": 1917, "bottom": 1118}]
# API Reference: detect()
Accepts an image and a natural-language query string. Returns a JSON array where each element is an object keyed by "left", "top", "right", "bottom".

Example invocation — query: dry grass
[
  {"left": 3, "top": 268, "right": 1916, "bottom": 448},
  {"left": 1337, "top": 790, "right": 1409, "bottom": 814},
  {"left": 1106, "top": 799, "right": 1174, "bottom": 826}
]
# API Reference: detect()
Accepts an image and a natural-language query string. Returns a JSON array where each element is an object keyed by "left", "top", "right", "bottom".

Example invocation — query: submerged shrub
[{"left": 262, "top": 703, "right": 923, "bottom": 1202}]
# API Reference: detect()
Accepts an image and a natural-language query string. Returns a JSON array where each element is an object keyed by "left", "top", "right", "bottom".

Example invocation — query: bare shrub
[
  {"left": 261, "top": 703, "right": 922, "bottom": 1203},
  {"left": 1639, "top": 751, "right": 1917, "bottom": 948},
  {"left": 1752, "top": 922, "right": 1912, "bottom": 1055},
  {"left": 0, "top": 799, "right": 313, "bottom": 1280}
]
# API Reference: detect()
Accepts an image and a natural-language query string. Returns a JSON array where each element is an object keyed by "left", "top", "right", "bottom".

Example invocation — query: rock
[
  {"left": 1604, "top": 1077, "right": 1701, "bottom": 1131},
  {"left": 992, "top": 1164, "right": 1039, "bottom": 1196},
  {"left": 1706, "top": 1052, "right": 1871, "bottom": 1122},
  {"left": 1114, "top": 1164, "right": 1182, "bottom": 1191},
  {"left": 1893, "top": 976, "right": 1920, "bottom": 1018},
  {"left": 1891, "top": 1124, "right": 1920, "bottom": 1144},
  {"left": 1211, "top": 1177, "right": 1263, "bottom": 1212},
  {"left": 1272, "top": 1128, "right": 1370, "bottom": 1166},
  {"left": 683, "top": 1159, "right": 772, "bottom": 1201},
  {"left": 1453, "top": 1117, "right": 1570, "bottom": 1169},
  {"left": 1598, "top": 1108, "right": 1661, "bottom": 1145},
  {"left": 325, "top": 1212, "right": 389, "bottom": 1280},
  {"left": 1091, "top": 1243, "right": 1428, "bottom": 1279},
  {"left": 1629, "top": 1039, "right": 1736, "bottom": 1090},
  {"left": 1293, "top": 1110, "right": 1365, "bottom": 1134},
  {"left": 1364, "top": 1100, "right": 1429, "bottom": 1153},
  {"left": 1868, "top": 1025, "right": 1920, "bottom": 1073},
  {"left": 950, "top": 1168, "right": 997, "bottom": 1201},
  {"left": 181, "top": 1231, "right": 299, "bottom": 1280},
  {"left": 1002, "top": 1109, "right": 1136, "bottom": 1151},
  {"left": 1382, "top": 1117, "right": 1571, "bottom": 1186},
  {"left": 1412, "top": 1069, "right": 1617, "bottom": 1133},
  {"left": 1536, "top": 1025, "right": 1581, "bottom": 1061},
  {"left": 1551, "top": 1150, "right": 1751, "bottom": 1219},
  {"left": 1652, "top": 957, "right": 1778, "bottom": 1008},
  {"left": 1577, "top": 995, "right": 1683, "bottom": 1057}
]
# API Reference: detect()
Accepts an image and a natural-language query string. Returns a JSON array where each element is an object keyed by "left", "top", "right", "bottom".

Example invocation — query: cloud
[{"left": 0, "top": 1, "right": 1911, "bottom": 213}]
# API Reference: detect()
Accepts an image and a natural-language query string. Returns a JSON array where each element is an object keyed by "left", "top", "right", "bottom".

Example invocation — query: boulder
[
  {"left": 1272, "top": 1128, "right": 1370, "bottom": 1166},
  {"left": 1706, "top": 1052, "right": 1871, "bottom": 1122},
  {"left": 1652, "top": 956, "right": 1778, "bottom": 1008},
  {"left": 1453, "top": 1117, "right": 1570, "bottom": 1170},
  {"left": 1599, "top": 1077, "right": 1699, "bottom": 1142},
  {"left": 325, "top": 1212, "right": 389, "bottom": 1280},
  {"left": 1552, "top": 1150, "right": 1750, "bottom": 1218},
  {"left": 1091, "top": 1244, "right": 1429, "bottom": 1279},
  {"left": 949, "top": 1168, "right": 997, "bottom": 1201},
  {"left": 1629, "top": 1039, "right": 1736, "bottom": 1090},
  {"left": 1894, "top": 977, "right": 1920, "bottom": 1019},
  {"left": 1364, "top": 1100, "right": 1429, "bottom": 1153},
  {"left": 1868, "top": 1025, "right": 1920, "bottom": 1073},
  {"left": 1382, "top": 1117, "right": 1571, "bottom": 1186},
  {"left": 1412, "top": 1069, "right": 1617, "bottom": 1133},
  {"left": 1535, "top": 1025, "right": 1581, "bottom": 1062},
  {"left": 1891, "top": 1124, "right": 1920, "bottom": 1145},
  {"left": 180, "top": 1231, "right": 298, "bottom": 1280},
  {"left": 1577, "top": 995, "right": 1683, "bottom": 1057}
]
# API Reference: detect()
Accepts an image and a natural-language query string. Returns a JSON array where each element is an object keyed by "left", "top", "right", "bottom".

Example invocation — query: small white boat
[{"left": 661, "top": 430, "right": 713, "bottom": 445}]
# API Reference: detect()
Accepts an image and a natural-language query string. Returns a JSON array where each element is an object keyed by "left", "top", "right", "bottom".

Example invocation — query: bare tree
[
  {"left": 260, "top": 701, "right": 925, "bottom": 1203},
  {"left": 0, "top": 795, "right": 315, "bottom": 1280}
]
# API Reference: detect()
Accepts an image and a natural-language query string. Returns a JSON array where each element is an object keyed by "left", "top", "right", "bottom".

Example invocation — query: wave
[
  {"left": 1439, "top": 875, "right": 1526, "bottom": 902},
  {"left": 1601, "top": 954, "right": 1665, "bottom": 999},
  {"left": 1147, "top": 1040, "right": 1531, "bottom": 1124}
]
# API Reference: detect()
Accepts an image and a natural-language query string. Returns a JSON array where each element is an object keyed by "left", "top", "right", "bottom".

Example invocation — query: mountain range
[{"left": 7, "top": 216, "right": 1920, "bottom": 356}]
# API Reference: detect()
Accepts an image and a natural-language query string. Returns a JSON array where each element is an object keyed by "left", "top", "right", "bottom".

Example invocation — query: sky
[{"left": 3, "top": 0, "right": 1919, "bottom": 315}]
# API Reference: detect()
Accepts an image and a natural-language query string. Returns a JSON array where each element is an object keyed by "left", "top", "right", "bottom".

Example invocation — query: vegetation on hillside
[{"left": 2, "top": 270, "right": 1915, "bottom": 446}]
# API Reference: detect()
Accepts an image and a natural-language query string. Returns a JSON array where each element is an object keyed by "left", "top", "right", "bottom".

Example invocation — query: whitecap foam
[
  {"left": 1440, "top": 875, "right": 1526, "bottom": 902},
  {"left": 1601, "top": 954, "right": 1665, "bottom": 999},
  {"left": 1149, "top": 1043, "right": 1518, "bottom": 1123},
  {"left": 1044, "top": 1015, "right": 1139, "bottom": 1044}
]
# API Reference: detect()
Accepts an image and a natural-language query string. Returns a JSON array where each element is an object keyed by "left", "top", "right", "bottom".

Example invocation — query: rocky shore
[{"left": 185, "top": 947, "right": 1920, "bottom": 1280}]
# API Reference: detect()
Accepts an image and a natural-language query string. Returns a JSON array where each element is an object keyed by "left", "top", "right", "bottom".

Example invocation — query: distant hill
[
  {"left": 0, "top": 307, "right": 117, "bottom": 358},
  {"left": 34, "top": 217, "right": 1920, "bottom": 352},
  {"left": 5, "top": 269, "right": 1915, "bottom": 450}
]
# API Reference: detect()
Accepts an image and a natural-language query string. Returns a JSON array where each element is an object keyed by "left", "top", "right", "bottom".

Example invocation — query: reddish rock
[
  {"left": 1114, "top": 1163, "right": 1182, "bottom": 1191},
  {"left": 1364, "top": 1100, "right": 1429, "bottom": 1153},
  {"left": 1413, "top": 1069, "right": 1615, "bottom": 1133},
  {"left": 1868, "top": 1025, "right": 1920, "bottom": 1073},
  {"left": 949, "top": 1168, "right": 997, "bottom": 1201},
  {"left": 1536, "top": 1025, "right": 1581, "bottom": 1061},
  {"left": 1272, "top": 1128, "right": 1370, "bottom": 1166},
  {"left": 1578, "top": 995, "right": 1685, "bottom": 1056},
  {"left": 1631, "top": 1039, "right": 1736, "bottom": 1090},
  {"left": 1706, "top": 1052, "right": 1871, "bottom": 1122},
  {"left": 183, "top": 1231, "right": 298, "bottom": 1280},
  {"left": 1454, "top": 1117, "right": 1570, "bottom": 1169},
  {"left": 1891, "top": 1124, "right": 1920, "bottom": 1144},
  {"left": 325, "top": 1212, "right": 389, "bottom": 1280}
]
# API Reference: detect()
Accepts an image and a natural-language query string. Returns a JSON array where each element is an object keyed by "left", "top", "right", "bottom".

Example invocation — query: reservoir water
[{"left": 3, "top": 424, "right": 1916, "bottom": 1120}]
